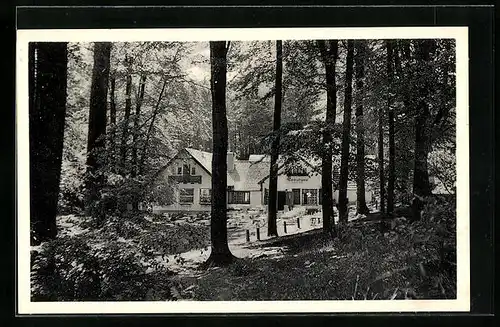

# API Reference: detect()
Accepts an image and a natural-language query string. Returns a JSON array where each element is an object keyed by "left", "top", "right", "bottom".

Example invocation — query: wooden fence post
[
  {"left": 246, "top": 229, "right": 250, "bottom": 242},
  {"left": 297, "top": 217, "right": 301, "bottom": 229},
  {"left": 283, "top": 221, "right": 287, "bottom": 234},
  {"left": 256, "top": 227, "right": 260, "bottom": 241}
]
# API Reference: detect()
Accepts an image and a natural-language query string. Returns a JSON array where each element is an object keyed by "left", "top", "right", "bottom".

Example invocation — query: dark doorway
[{"left": 277, "top": 191, "right": 286, "bottom": 211}]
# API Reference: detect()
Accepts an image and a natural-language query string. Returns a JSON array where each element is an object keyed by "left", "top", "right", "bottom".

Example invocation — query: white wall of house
[
  {"left": 260, "top": 173, "right": 323, "bottom": 208},
  {"left": 152, "top": 152, "right": 374, "bottom": 214},
  {"left": 227, "top": 190, "right": 262, "bottom": 211},
  {"left": 260, "top": 173, "right": 323, "bottom": 192},
  {"left": 261, "top": 176, "right": 373, "bottom": 207},
  {"left": 153, "top": 156, "right": 213, "bottom": 213},
  {"left": 152, "top": 156, "right": 264, "bottom": 213},
  {"left": 333, "top": 184, "right": 374, "bottom": 204}
]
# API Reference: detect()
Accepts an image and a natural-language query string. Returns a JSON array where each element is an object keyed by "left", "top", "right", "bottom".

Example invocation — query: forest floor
[
  {"left": 171, "top": 218, "right": 455, "bottom": 301},
  {"left": 31, "top": 198, "right": 457, "bottom": 301}
]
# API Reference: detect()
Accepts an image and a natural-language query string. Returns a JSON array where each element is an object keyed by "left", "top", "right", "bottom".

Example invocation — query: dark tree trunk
[
  {"left": 119, "top": 57, "right": 133, "bottom": 175},
  {"left": 386, "top": 40, "right": 396, "bottom": 215},
  {"left": 29, "top": 42, "right": 68, "bottom": 245},
  {"left": 412, "top": 40, "right": 434, "bottom": 200},
  {"left": 267, "top": 40, "right": 283, "bottom": 237},
  {"left": 393, "top": 43, "right": 413, "bottom": 205},
  {"left": 378, "top": 105, "right": 385, "bottom": 214},
  {"left": 206, "top": 41, "right": 235, "bottom": 266},
  {"left": 317, "top": 39, "right": 338, "bottom": 237},
  {"left": 85, "top": 42, "right": 112, "bottom": 224},
  {"left": 108, "top": 73, "right": 117, "bottom": 172},
  {"left": 354, "top": 40, "right": 370, "bottom": 215},
  {"left": 131, "top": 74, "right": 147, "bottom": 178},
  {"left": 338, "top": 40, "right": 354, "bottom": 224}
]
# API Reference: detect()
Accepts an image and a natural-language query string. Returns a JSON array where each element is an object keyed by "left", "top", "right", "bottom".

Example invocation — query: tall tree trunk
[
  {"left": 338, "top": 40, "right": 355, "bottom": 224},
  {"left": 317, "top": 39, "right": 338, "bottom": 237},
  {"left": 85, "top": 42, "right": 112, "bottom": 224},
  {"left": 378, "top": 105, "right": 385, "bottom": 214},
  {"left": 267, "top": 40, "right": 283, "bottom": 237},
  {"left": 29, "top": 42, "right": 68, "bottom": 245},
  {"left": 131, "top": 74, "right": 147, "bottom": 178},
  {"left": 393, "top": 42, "right": 413, "bottom": 205},
  {"left": 377, "top": 41, "right": 388, "bottom": 214},
  {"left": 206, "top": 41, "right": 234, "bottom": 266},
  {"left": 386, "top": 40, "right": 396, "bottom": 215},
  {"left": 354, "top": 40, "right": 370, "bottom": 215},
  {"left": 119, "top": 57, "right": 132, "bottom": 175},
  {"left": 412, "top": 40, "right": 434, "bottom": 200},
  {"left": 108, "top": 73, "right": 117, "bottom": 172}
]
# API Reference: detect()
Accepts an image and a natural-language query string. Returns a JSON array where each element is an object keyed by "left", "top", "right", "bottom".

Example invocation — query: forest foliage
[
  {"left": 58, "top": 39, "right": 455, "bottom": 217},
  {"left": 29, "top": 38, "right": 457, "bottom": 301}
]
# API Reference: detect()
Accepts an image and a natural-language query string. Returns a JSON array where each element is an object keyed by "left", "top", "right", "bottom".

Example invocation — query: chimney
[{"left": 227, "top": 151, "right": 235, "bottom": 172}]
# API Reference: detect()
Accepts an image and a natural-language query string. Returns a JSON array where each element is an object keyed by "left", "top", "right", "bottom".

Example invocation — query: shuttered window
[
  {"left": 179, "top": 188, "right": 194, "bottom": 203},
  {"left": 199, "top": 188, "right": 211, "bottom": 204},
  {"left": 302, "top": 189, "right": 318, "bottom": 205},
  {"left": 228, "top": 191, "right": 250, "bottom": 204}
]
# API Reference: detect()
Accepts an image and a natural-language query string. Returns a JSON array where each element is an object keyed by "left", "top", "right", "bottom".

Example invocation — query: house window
[
  {"left": 191, "top": 167, "right": 196, "bottom": 175},
  {"left": 228, "top": 190, "right": 250, "bottom": 204},
  {"left": 179, "top": 188, "right": 194, "bottom": 204},
  {"left": 199, "top": 188, "right": 211, "bottom": 204},
  {"left": 183, "top": 164, "right": 190, "bottom": 175},
  {"left": 292, "top": 188, "right": 301, "bottom": 205},
  {"left": 177, "top": 167, "right": 182, "bottom": 175},
  {"left": 302, "top": 189, "right": 318, "bottom": 205},
  {"left": 286, "top": 166, "right": 308, "bottom": 176}
]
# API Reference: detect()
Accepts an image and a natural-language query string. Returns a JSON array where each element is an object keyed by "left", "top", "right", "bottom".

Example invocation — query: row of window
[
  {"left": 177, "top": 164, "right": 196, "bottom": 175},
  {"left": 285, "top": 166, "right": 308, "bottom": 176},
  {"left": 264, "top": 188, "right": 322, "bottom": 205},
  {"left": 178, "top": 188, "right": 250, "bottom": 205},
  {"left": 179, "top": 188, "right": 325, "bottom": 206}
]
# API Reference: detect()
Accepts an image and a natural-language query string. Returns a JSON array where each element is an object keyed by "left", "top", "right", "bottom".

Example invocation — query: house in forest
[{"left": 152, "top": 148, "right": 374, "bottom": 213}]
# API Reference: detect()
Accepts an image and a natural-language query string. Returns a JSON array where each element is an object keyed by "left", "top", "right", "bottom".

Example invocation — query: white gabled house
[
  {"left": 153, "top": 148, "right": 259, "bottom": 213},
  {"left": 152, "top": 148, "right": 374, "bottom": 213}
]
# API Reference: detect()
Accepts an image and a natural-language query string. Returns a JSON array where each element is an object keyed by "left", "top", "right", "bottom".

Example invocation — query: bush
[
  {"left": 31, "top": 235, "right": 174, "bottom": 301},
  {"left": 330, "top": 195, "right": 457, "bottom": 299},
  {"left": 137, "top": 223, "right": 210, "bottom": 255}
]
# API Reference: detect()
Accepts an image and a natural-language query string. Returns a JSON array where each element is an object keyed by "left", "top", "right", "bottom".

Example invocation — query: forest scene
[{"left": 28, "top": 38, "right": 457, "bottom": 302}]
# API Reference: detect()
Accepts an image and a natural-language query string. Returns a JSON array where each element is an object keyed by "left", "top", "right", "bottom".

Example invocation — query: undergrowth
[
  {"left": 31, "top": 196, "right": 456, "bottom": 301},
  {"left": 31, "top": 212, "right": 209, "bottom": 301},
  {"left": 189, "top": 196, "right": 456, "bottom": 301}
]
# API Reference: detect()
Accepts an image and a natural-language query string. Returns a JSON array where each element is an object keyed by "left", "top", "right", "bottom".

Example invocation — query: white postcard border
[{"left": 16, "top": 27, "right": 469, "bottom": 314}]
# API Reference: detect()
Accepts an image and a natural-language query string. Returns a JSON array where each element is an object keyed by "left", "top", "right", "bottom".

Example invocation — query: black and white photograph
[{"left": 16, "top": 27, "right": 469, "bottom": 313}]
